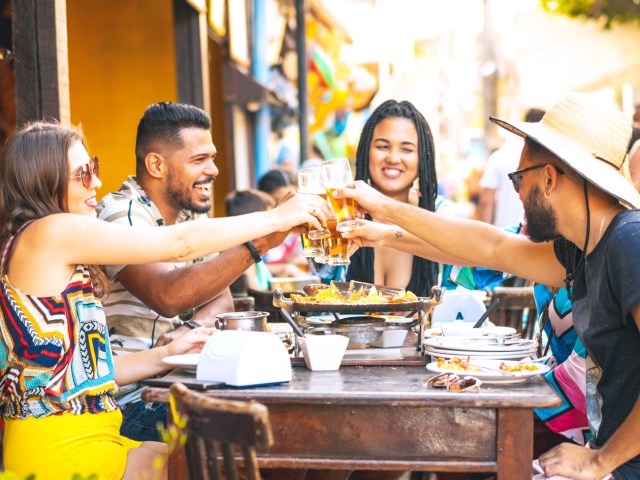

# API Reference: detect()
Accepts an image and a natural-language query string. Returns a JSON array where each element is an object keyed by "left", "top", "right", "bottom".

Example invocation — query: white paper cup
[{"left": 298, "top": 334, "right": 349, "bottom": 371}]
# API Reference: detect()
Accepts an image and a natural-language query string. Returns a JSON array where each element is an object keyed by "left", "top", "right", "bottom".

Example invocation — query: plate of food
[
  {"left": 162, "top": 353, "right": 200, "bottom": 373},
  {"left": 426, "top": 356, "right": 550, "bottom": 384}
]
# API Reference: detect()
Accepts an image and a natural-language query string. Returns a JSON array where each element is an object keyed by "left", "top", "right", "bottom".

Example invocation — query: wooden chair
[
  {"left": 169, "top": 383, "right": 273, "bottom": 480},
  {"left": 488, "top": 286, "right": 538, "bottom": 339}
]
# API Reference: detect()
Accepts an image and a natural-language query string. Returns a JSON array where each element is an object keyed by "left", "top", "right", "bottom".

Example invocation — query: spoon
[{"left": 472, "top": 297, "right": 501, "bottom": 328}]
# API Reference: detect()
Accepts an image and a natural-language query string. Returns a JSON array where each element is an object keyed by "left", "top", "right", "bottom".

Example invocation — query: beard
[
  {"left": 523, "top": 185, "right": 560, "bottom": 243},
  {"left": 166, "top": 170, "right": 213, "bottom": 214}
]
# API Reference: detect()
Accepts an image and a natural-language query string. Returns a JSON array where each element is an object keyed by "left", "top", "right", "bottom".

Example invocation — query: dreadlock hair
[{"left": 347, "top": 99, "right": 439, "bottom": 298}]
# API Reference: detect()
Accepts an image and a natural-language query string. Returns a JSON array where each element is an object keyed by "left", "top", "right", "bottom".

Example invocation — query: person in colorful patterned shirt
[{"left": 0, "top": 121, "right": 329, "bottom": 479}]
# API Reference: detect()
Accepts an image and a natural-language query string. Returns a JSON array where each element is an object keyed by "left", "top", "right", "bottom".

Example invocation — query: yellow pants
[{"left": 4, "top": 409, "right": 142, "bottom": 480}]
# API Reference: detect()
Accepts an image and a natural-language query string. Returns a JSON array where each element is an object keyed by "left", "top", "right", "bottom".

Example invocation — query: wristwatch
[{"left": 184, "top": 320, "right": 202, "bottom": 329}]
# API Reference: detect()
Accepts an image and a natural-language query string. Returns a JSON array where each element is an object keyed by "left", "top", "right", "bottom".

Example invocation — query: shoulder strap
[{"left": 0, "top": 221, "right": 35, "bottom": 275}]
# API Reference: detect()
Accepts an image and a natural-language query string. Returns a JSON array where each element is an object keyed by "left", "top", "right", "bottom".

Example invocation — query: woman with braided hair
[{"left": 346, "top": 99, "right": 450, "bottom": 298}]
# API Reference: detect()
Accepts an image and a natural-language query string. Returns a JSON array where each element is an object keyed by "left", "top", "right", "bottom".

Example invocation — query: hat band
[{"left": 593, "top": 154, "right": 623, "bottom": 171}]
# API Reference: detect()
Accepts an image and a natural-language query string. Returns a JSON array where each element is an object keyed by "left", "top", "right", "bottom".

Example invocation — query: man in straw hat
[{"left": 335, "top": 92, "right": 640, "bottom": 479}]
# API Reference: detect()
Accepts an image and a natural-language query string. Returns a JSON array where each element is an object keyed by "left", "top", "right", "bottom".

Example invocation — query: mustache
[{"left": 193, "top": 177, "right": 216, "bottom": 187}]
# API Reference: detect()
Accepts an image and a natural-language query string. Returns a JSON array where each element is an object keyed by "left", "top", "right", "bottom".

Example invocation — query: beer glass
[
  {"left": 321, "top": 158, "right": 358, "bottom": 232},
  {"left": 298, "top": 168, "right": 330, "bottom": 239},
  {"left": 326, "top": 218, "right": 350, "bottom": 266},
  {"left": 301, "top": 232, "right": 324, "bottom": 257}
]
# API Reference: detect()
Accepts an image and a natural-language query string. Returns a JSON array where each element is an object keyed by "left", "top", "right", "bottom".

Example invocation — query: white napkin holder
[{"left": 196, "top": 330, "right": 292, "bottom": 387}]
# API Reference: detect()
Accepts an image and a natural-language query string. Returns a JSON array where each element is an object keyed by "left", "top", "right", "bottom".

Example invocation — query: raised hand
[
  {"left": 272, "top": 191, "right": 330, "bottom": 232},
  {"left": 341, "top": 218, "right": 396, "bottom": 249},
  {"left": 331, "top": 180, "right": 393, "bottom": 221}
]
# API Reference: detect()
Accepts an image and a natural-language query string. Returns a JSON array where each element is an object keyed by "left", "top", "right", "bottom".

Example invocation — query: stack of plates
[{"left": 423, "top": 335, "right": 539, "bottom": 361}]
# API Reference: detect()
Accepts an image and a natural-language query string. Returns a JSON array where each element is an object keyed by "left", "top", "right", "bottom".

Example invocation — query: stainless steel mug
[{"left": 215, "top": 311, "right": 270, "bottom": 332}]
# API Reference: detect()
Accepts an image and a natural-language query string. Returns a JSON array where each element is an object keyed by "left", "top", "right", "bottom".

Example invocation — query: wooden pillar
[
  {"left": 173, "top": 0, "right": 209, "bottom": 112},
  {"left": 296, "top": 0, "right": 309, "bottom": 165},
  {"left": 12, "top": 0, "right": 70, "bottom": 125}
]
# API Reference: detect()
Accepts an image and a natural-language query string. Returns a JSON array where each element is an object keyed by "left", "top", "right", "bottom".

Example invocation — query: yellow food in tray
[{"left": 290, "top": 284, "right": 418, "bottom": 305}]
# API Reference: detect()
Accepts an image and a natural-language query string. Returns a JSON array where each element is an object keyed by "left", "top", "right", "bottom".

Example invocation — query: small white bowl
[{"left": 298, "top": 334, "right": 349, "bottom": 371}]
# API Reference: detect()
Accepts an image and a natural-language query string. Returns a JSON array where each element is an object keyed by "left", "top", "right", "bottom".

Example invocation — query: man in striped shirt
[{"left": 97, "top": 102, "right": 287, "bottom": 441}]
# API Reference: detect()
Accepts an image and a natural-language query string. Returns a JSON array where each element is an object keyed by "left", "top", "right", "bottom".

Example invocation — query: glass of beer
[
  {"left": 301, "top": 232, "right": 324, "bottom": 257},
  {"left": 298, "top": 167, "right": 330, "bottom": 240},
  {"left": 326, "top": 217, "right": 350, "bottom": 266},
  {"left": 321, "top": 158, "right": 358, "bottom": 232}
]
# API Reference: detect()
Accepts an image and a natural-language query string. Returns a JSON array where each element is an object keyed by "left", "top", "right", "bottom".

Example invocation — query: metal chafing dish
[{"left": 273, "top": 285, "right": 442, "bottom": 354}]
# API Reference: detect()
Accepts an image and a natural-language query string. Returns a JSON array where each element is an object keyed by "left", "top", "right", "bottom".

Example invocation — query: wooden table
[{"left": 143, "top": 365, "right": 561, "bottom": 479}]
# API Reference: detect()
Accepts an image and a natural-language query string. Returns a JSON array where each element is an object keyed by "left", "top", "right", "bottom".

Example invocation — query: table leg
[{"left": 497, "top": 408, "right": 533, "bottom": 480}]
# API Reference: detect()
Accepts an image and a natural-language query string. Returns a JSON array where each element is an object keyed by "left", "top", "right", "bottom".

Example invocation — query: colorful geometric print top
[{"left": 0, "top": 225, "right": 119, "bottom": 419}]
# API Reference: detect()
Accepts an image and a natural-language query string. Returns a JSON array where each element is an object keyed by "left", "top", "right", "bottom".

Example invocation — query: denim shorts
[{"left": 119, "top": 401, "right": 168, "bottom": 442}]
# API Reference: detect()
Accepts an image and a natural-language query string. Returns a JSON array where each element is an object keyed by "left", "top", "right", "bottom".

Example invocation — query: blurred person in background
[
  {"left": 258, "top": 168, "right": 309, "bottom": 278},
  {"left": 225, "top": 189, "right": 276, "bottom": 292},
  {"left": 477, "top": 108, "right": 546, "bottom": 227}
]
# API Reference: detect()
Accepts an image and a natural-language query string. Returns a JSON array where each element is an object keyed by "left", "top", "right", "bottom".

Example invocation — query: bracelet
[{"left": 244, "top": 241, "right": 262, "bottom": 264}]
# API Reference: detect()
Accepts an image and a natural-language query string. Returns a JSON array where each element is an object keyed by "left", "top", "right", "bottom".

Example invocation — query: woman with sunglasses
[{"left": 0, "top": 121, "right": 329, "bottom": 480}]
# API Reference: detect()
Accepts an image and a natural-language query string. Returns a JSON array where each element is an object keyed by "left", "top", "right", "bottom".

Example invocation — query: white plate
[
  {"left": 426, "top": 360, "right": 550, "bottom": 384},
  {"left": 424, "top": 325, "right": 517, "bottom": 338},
  {"left": 162, "top": 353, "right": 201, "bottom": 372},
  {"left": 424, "top": 349, "right": 537, "bottom": 361},
  {"left": 424, "top": 337, "right": 538, "bottom": 352}
]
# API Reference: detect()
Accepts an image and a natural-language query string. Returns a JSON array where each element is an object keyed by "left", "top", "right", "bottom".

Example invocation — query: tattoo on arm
[{"left": 395, "top": 230, "right": 403, "bottom": 239}]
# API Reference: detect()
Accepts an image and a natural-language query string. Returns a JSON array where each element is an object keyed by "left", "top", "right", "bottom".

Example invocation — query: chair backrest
[
  {"left": 488, "top": 286, "right": 538, "bottom": 339},
  {"left": 170, "top": 383, "right": 273, "bottom": 480},
  {"left": 430, "top": 288, "right": 487, "bottom": 326}
]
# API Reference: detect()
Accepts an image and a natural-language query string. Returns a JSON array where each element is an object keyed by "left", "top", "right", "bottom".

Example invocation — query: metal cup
[{"left": 215, "top": 311, "right": 270, "bottom": 332}]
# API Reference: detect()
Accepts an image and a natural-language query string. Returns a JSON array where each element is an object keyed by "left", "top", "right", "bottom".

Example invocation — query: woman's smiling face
[
  {"left": 67, "top": 140, "right": 101, "bottom": 216},
  {"left": 368, "top": 116, "right": 419, "bottom": 199}
]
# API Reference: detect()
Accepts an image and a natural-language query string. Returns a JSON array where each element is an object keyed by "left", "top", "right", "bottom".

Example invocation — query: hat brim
[{"left": 490, "top": 115, "right": 640, "bottom": 209}]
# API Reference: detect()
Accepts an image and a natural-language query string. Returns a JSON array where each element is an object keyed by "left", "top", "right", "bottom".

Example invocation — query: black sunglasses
[
  {"left": 70, "top": 156, "right": 100, "bottom": 189},
  {"left": 507, "top": 163, "right": 564, "bottom": 193}
]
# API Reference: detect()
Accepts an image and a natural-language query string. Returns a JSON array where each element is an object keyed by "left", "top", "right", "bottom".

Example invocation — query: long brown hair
[{"left": 0, "top": 121, "right": 109, "bottom": 295}]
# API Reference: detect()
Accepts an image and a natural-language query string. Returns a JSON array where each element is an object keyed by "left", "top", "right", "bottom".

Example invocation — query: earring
[{"left": 544, "top": 190, "right": 551, "bottom": 199}]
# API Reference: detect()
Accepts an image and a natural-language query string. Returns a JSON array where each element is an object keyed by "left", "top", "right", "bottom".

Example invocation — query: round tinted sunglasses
[{"left": 69, "top": 156, "right": 100, "bottom": 188}]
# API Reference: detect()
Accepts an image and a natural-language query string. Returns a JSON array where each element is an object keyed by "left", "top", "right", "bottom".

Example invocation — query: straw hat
[{"left": 490, "top": 92, "right": 640, "bottom": 209}]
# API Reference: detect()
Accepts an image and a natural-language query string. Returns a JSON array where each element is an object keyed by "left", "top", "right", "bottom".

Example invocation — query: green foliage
[{"left": 541, "top": 0, "right": 640, "bottom": 28}]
